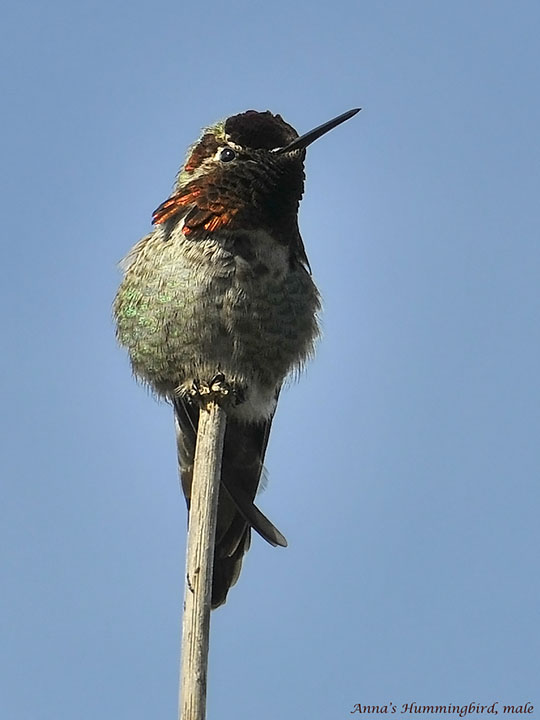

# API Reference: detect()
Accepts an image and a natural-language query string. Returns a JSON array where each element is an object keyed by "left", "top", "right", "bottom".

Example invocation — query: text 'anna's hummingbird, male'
[{"left": 114, "top": 107, "right": 360, "bottom": 608}]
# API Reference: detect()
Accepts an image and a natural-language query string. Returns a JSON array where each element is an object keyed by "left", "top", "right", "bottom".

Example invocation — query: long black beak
[{"left": 275, "top": 108, "right": 361, "bottom": 154}]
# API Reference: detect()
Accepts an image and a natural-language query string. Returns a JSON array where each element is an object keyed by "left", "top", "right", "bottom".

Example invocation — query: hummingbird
[{"left": 114, "top": 107, "right": 360, "bottom": 608}]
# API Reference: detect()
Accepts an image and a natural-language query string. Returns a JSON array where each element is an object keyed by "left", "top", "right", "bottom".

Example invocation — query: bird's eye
[{"left": 219, "top": 147, "right": 236, "bottom": 162}]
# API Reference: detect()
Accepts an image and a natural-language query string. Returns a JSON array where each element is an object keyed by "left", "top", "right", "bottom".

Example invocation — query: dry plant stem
[{"left": 179, "top": 399, "right": 227, "bottom": 720}]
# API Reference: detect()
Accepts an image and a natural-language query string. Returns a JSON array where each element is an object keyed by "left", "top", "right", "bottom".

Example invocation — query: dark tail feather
[
  {"left": 220, "top": 476, "right": 287, "bottom": 547},
  {"left": 173, "top": 394, "right": 285, "bottom": 608}
]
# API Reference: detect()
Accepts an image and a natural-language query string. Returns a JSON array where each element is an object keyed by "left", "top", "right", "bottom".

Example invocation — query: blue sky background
[{"left": 2, "top": 1, "right": 539, "bottom": 718}]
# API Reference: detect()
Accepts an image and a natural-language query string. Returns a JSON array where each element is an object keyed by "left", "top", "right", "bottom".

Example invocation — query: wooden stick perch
[{"left": 179, "top": 398, "right": 227, "bottom": 720}]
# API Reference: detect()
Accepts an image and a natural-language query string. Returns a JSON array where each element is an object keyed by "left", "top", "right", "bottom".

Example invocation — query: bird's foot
[
  {"left": 186, "top": 373, "right": 246, "bottom": 407},
  {"left": 190, "top": 372, "right": 228, "bottom": 397}
]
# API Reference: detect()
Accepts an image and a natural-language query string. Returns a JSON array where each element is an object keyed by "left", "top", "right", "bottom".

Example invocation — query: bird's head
[{"left": 152, "top": 108, "right": 360, "bottom": 238}]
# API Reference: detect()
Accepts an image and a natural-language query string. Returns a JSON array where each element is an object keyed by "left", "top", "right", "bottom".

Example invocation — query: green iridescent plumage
[{"left": 114, "top": 108, "right": 358, "bottom": 607}]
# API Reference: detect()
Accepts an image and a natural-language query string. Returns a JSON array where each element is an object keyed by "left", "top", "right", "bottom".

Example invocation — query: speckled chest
[{"left": 115, "top": 224, "right": 319, "bottom": 392}]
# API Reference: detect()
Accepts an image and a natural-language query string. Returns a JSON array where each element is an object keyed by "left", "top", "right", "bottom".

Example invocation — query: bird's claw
[{"left": 188, "top": 372, "right": 232, "bottom": 401}]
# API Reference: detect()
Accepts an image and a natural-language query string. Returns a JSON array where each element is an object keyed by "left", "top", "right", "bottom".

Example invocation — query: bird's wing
[{"left": 173, "top": 393, "right": 286, "bottom": 607}]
